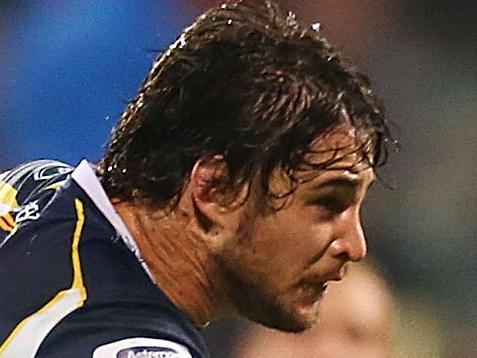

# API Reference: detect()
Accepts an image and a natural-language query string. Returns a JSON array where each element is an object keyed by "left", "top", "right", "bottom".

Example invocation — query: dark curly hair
[{"left": 98, "top": 0, "right": 393, "bottom": 207}]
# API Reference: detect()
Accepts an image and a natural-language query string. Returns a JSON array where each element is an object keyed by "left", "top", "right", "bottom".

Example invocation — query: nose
[{"left": 329, "top": 209, "right": 367, "bottom": 262}]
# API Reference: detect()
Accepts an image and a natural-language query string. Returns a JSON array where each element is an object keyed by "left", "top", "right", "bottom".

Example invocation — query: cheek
[
  {"left": 223, "top": 218, "right": 301, "bottom": 289},
  {"left": 254, "top": 217, "right": 304, "bottom": 259},
  {"left": 270, "top": 210, "right": 334, "bottom": 252},
  {"left": 247, "top": 213, "right": 334, "bottom": 277}
]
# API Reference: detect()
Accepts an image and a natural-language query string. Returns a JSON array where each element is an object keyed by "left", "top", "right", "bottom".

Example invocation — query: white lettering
[
  {"left": 126, "top": 350, "right": 184, "bottom": 358},
  {"left": 16, "top": 201, "right": 40, "bottom": 223}
]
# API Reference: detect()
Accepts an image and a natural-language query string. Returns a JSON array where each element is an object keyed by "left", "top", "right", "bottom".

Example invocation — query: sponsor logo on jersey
[
  {"left": 117, "top": 347, "right": 182, "bottom": 358},
  {"left": 92, "top": 338, "right": 193, "bottom": 358}
]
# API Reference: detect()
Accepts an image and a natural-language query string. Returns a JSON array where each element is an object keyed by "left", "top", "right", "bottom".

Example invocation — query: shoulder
[
  {"left": 30, "top": 240, "right": 209, "bottom": 358},
  {"left": 0, "top": 161, "right": 209, "bottom": 358},
  {"left": 35, "top": 301, "right": 209, "bottom": 358},
  {"left": 0, "top": 160, "right": 72, "bottom": 209}
]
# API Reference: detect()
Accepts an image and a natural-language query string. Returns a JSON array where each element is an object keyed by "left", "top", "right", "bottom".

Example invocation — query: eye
[{"left": 313, "top": 196, "right": 351, "bottom": 215}]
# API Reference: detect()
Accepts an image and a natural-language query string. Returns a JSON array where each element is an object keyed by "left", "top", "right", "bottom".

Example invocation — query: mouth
[
  {"left": 323, "top": 282, "right": 329, "bottom": 293},
  {"left": 314, "top": 281, "right": 328, "bottom": 292},
  {"left": 299, "top": 281, "right": 328, "bottom": 302},
  {"left": 316, "top": 282, "right": 328, "bottom": 296}
]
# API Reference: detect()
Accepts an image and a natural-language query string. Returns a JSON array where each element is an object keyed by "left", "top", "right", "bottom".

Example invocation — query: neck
[{"left": 113, "top": 200, "right": 231, "bottom": 327}]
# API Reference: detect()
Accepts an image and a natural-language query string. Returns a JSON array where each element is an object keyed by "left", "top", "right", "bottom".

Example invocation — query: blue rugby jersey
[{"left": 0, "top": 160, "right": 208, "bottom": 358}]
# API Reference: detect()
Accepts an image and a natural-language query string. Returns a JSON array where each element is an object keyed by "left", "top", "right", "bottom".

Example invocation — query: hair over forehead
[{"left": 99, "top": 0, "right": 394, "bottom": 207}]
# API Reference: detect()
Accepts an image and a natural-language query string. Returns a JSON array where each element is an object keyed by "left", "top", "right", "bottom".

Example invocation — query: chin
[
  {"left": 255, "top": 307, "right": 319, "bottom": 333},
  {"left": 228, "top": 275, "right": 323, "bottom": 333},
  {"left": 240, "top": 294, "right": 322, "bottom": 333},
  {"left": 218, "top": 250, "right": 322, "bottom": 333}
]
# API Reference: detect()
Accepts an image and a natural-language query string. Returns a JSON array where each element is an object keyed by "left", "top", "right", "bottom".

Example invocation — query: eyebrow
[{"left": 312, "top": 175, "right": 375, "bottom": 191}]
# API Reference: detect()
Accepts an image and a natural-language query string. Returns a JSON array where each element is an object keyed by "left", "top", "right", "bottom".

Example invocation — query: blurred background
[{"left": 1, "top": 0, "right": 476, "bottom": 356}]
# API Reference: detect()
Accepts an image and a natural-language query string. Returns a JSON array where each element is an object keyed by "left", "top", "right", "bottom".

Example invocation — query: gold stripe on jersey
[
  {"left": 71, "top": 199, "right": 88, "bottom": 301},
  {"left": 2, "top": 212, "right": 15, "bottom": 228},
  {"left": 0, "top": 212, "right": 16, "bottom": 233},
  {"left": 0, "top": 199, "right": 88, "bottom": 358},
  {"left": 0, "top": 217, "right": 13, "bottom": 232},
  {"left": 0, "top": 180, "right": 19, "bottom": 213}
]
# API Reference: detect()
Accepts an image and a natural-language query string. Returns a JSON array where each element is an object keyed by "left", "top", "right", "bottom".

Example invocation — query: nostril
[
  {"left": 329, "top": 234, "right": 367, "bottom": 262},
  {"left": 329, "top": 240, "right": 353, "bottom": 261}
]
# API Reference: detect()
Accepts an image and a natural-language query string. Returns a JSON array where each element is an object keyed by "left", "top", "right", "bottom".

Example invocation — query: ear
[{"left": 188, "top": 155, "right": 249, "bottom": 236}]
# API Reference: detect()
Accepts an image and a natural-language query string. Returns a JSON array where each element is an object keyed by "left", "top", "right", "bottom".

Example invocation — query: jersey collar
[{"left": 71, "top": 159, "right": 155, "bottom": 282}]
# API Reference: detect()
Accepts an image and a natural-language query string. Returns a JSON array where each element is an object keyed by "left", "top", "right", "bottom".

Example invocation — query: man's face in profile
[{"left": 218, "top": 122, "right": 375, "bottom": 332}]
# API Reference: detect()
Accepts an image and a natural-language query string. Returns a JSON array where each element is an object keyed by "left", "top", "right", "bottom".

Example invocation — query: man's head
[{"left": 99, "top": 0, "right": 393, "bottom": 332}]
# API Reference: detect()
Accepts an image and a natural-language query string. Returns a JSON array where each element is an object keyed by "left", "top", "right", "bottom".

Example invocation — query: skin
[
  {"left": 114, "top": 121, "right": 375, "bottom": 332},
  {"left": 234, "top": 262, "right": 395, "bottom": 358}
]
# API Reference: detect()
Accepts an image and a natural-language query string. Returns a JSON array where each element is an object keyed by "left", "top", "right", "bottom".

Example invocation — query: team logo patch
[
  {"left": 33, "top": 164, "right": 71, "bottom": 181},
  {"left": 93, "top": 338, "right": 192, "bottom": 358}
]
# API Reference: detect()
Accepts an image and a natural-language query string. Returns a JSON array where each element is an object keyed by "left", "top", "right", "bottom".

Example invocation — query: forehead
[
  {"left": 293, "top": 121, "right": 374, "bottom": 184},
  {"left": 264, "top": 122, "right": 374, "bottom": 203}
]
